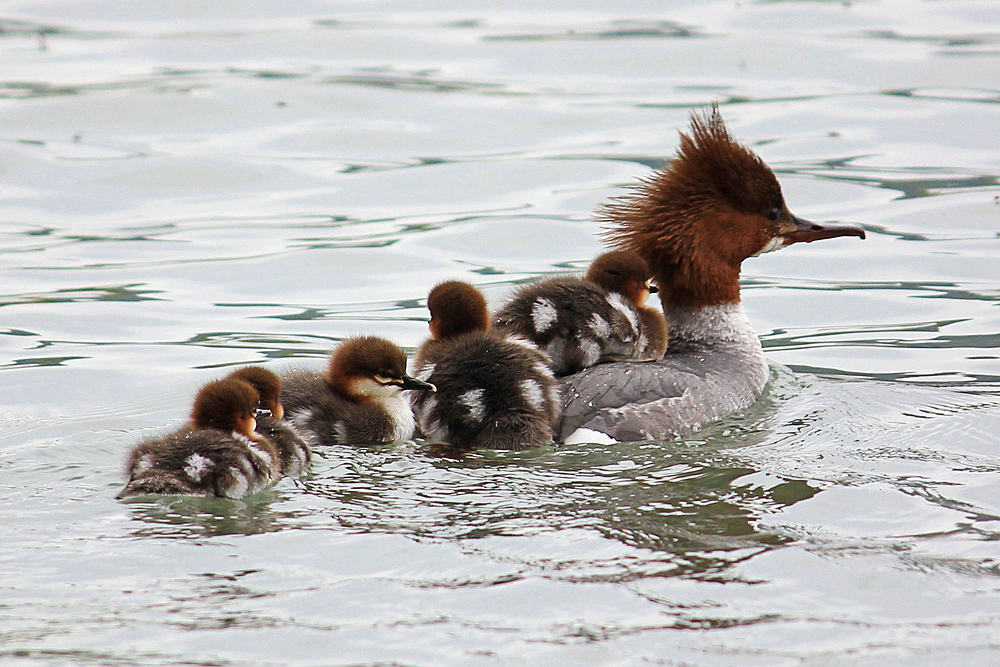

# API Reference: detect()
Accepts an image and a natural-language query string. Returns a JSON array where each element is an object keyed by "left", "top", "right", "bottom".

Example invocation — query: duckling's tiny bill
[{"left": 399, "top": 376, "right": 436, "bottom": 392}]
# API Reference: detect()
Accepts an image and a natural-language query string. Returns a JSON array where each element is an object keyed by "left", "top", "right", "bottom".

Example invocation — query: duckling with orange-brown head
[
  {"left": 412, "top": 280, "right": 559, "bottom": 451},
  {"left": 281, "top": 336, "right": 435, "bottom": 446},
  {"left": 119, "top": 378, "right": 281, "bottom": 499}
]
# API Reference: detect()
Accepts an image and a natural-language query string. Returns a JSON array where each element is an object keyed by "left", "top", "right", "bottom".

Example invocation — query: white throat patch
[{"left": 752, "top": 236, "right": 787, "bottom": 257}]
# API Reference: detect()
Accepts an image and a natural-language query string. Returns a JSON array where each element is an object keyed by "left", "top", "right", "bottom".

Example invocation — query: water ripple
[
  {"left": 482, "top": 19, "right": 702, "bottom": 42},
  {"left": 3, "top": 2, "right": 1000, "bottom": 663},
  {"left": 0, "top": 285, "right": 165, "bottom": 308},
  {"left": 786, "top": 164, "right": 1000, "bottom": 200},
  {"left": 855, "top": 29, "right": 1000, "bottom": 54}
]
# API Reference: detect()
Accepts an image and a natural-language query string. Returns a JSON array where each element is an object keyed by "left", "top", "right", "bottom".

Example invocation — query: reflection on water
[
  {"left": 0, "top": 285, "right": 165, "bottom": 306},
  {"left": 791, "top": 164, "right": 1000, "bottom": 201},
  {"left": 123, "top": 492, "right": 298, "bottom": 538},
  {"left": 302, "top": 442, "right": 809, "bottom": 564},
  {"left": 120, "top": 434, "right": 817, "bottom": 582}
]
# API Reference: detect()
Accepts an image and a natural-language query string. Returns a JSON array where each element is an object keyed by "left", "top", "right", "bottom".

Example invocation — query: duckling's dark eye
[
  {"left": 767, "top": 208, "right": 780, "bottom": 221},
  {"left": 374, "top": 371, "right": 393, "bottom": 383}
]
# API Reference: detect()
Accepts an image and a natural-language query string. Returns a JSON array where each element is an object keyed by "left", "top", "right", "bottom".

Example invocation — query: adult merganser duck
[
  {"left": 494, "top": 250, "right": 667, "bottom": 376},
  {"left": 226, "top": 366, "right": 311, "bottom": 477},
  {"left": 559, "top": 106, "right": 865, "bottom": 443},
  {"left": 118, "top": 379, "right": 281, "bottom": 499},
  {"left": 281, "top": 336, "right": 436, "bottom": 445},
  {"left": 412, "top": 280, "right": 559, "bottom": 450}
]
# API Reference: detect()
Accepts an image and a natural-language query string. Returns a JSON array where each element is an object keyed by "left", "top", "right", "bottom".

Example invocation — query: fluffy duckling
[
  {"left": 493, "top": 250, "right": 667, "bottom": 376},
  {"left": 411, "top": 280, "right": 560, "bottom": 450},
  {"left": 585, "top": 250, "right": 668, "bottom": 360},
  {"left": 281, "top": 336, "right": 436, "bottom": 445},
  {"left": 119, "top": 379, "right": 281, "bottom": 499},
  {"left": 226, "top": 366, "right": 311, "bottom": 478}
]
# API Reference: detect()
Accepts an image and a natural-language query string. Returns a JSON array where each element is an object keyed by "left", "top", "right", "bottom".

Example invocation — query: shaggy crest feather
[{"left": 600, "top": 105, "right": 789, "bottom": 308}]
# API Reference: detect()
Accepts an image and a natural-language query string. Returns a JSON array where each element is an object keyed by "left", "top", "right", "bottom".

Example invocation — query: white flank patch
[
  {"left": 580, "top": 338, "right": 601, "bottom": 366},
  {"left": 532, "top": 360, "right": 555, "bottom": 380},
  {"left": 607, "top": 292, "right": 640, "bottom": 335},
  {"left": 531, "top": 298, "right": 558, "bottom": 333},
  {"left": 563, "top": 428, "right": 619, "bottom": 445},
  {"left": 589, "top": 313, "right": 611, "bottom": 340},
  {"left": 135, "top": 454, "right": 156, "bottom": 474},
  {"left": 458, "top": 388, "right": 487, "bottom": 423},
  {"left": 506, "top": 334, "right": 542, "bottom": 352},
  {"left": 183, "top": 453, "right": 212, "bottom": 482},
  {"left": 415, "top": 363, "right": 435, "bottom": 382},
  {"left": 752, "top": 235, "right": 786, "bottom": 257},
  {"left": 520, "top": 379, "right": 545, "bottom": 411}
]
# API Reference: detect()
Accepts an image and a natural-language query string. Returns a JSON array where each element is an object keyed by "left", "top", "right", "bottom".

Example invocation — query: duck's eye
[
  {"left": 374, "top": 371, "right": 394, "bottom": 384},
  {"left": 767, "top": 208, "right": 780, "bottom": 221}
]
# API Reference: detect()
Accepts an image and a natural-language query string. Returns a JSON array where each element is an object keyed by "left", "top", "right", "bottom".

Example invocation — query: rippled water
[{"left": 2, "top": 0, "right": 1000, "bottom": 664}]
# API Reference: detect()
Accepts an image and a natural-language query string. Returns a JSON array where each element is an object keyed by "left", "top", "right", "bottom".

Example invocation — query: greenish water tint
[{"left": 2, "top": 1, "right": 1000, "bottom": 665}]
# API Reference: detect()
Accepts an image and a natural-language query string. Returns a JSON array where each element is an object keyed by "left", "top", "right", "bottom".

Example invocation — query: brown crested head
[
  {"left": 585, "top": 250, "right": 654, "bottom": 305},
  {"left": 427, "top": 280, "right": 489, "bottom": 340},
  {"left": 227, "top": 366, "right": 283, "bottom": 419},
  {"left": 190, "top": 378, "right": 259, "bottom": 434},
  {"left": 600, "top": 105, "right": 790, "bottom": 308},
  {"left": 325, "top": 336, "right": 409, "bottom": 398}
]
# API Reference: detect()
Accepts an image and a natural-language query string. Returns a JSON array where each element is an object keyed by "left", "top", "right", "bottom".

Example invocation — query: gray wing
[
  {"left": 558, "top": 359, "right": 693, "bottom": 442},
  {"left": 557, "top": 344, "right": 769, "bottom": 442}
]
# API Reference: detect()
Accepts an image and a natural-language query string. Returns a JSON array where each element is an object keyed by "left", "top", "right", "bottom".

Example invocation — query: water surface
[{"left": 2, "top": 1, "right": 1000, "bottom": 665}]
